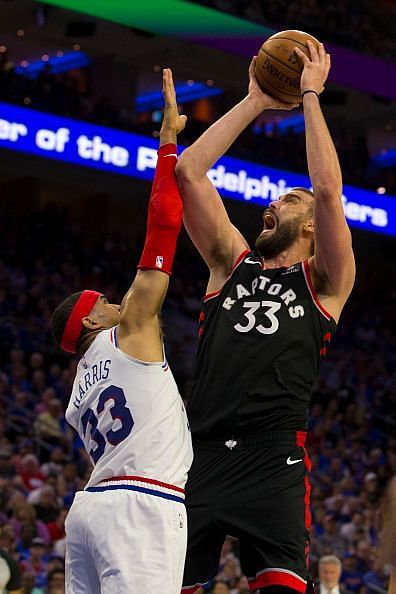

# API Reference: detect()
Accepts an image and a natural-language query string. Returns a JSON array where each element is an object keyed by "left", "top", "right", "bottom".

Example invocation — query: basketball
[{"left": 255, "top": 30, "right": 321, "bottom": 103}]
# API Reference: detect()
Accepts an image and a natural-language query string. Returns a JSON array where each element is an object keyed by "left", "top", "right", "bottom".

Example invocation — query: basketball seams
[
  {"left": 256, "top": 73, "right": 301, "bottom": 100},
  {"left": 269, "top": 36, "right": 311, "bottom": 49},
  {"left": 258, "top": 47, "right": 301, "bottom": 76},
  {"left": 256, "top": 30, "right": 319, "bottom": 103},
  {"left": 256, "top": 48, "right": 301, "bottom": 100}
]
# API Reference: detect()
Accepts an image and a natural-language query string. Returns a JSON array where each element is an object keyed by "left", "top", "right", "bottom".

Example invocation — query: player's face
[
  {"left": 91, "top": 295, "right": 121, "bottom": 328},
  {"left": 255, "top": 190, "right": 313, "bottom": 258}
]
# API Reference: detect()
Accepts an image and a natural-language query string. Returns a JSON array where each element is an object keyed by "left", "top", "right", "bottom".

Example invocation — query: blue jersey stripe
[{"left": 86, "top": 483, "right": 184, "bottom": 503}]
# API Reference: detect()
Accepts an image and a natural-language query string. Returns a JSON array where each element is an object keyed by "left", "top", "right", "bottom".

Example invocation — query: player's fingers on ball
[
  {"left": 326, "top": 53, "right": 331, "bottom": 70},
  {"left": 319, "top": 42, "right": 326, "bottom": 61},
  {"left": 324, "top": 56, "right": 331, "bottom": 78},
  {"left": 249, "top": 56, "right": 257, "bottom": 76},
  {"left": 294, "top": 47, "right": 308, "bottom": 63},
  {"left": 308, "top": 40, "right": 319, "bottom": 62}
]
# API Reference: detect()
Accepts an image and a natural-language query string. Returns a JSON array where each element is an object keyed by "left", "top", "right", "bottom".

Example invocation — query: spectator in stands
[
  {"left": 234, "top": 575, "right": 250, "bottom": 593},
  {"left": 32, "top": 486, "right": 60, "bottom": 524},
  {"left": 34, "top": 388, "right": 58, "bottom": 417},
  {"left": 341, "top": 553, "right": 364, "bottom": 593},
  {"left": 21, "top": 571, "right": 44, "bottom": 593},
  {"left": 341, "top": 512, "right": 365, "bottom": 543},
  {"left": 34, "top": 400, "right": 70, "bottom": 449},
  {"left": 0, "top": 526, "right": 22, "bottom": 594},
  {"left": 214, "top": 557, "right": 240, "bottom": 590},
  {"left": 362, "top": 558, "right": 388, "bottom": 594},
  {"left": 355, "top": 540, "right": 373, "bottom": 574},
  {"left": 56, "top": 463, "right": 78, "bottom": 506},
  {"left": 46, "top": 509, "right": 67, "bottom": 545},
  {"left": 0, "top": 450, "right": 15, "bottom": 480},
  {"left": 46, "top": 568, "right": 65, "bottom": 594},
  {"left": 10, "top": 503, "right": 50, "bottom": 547},
  {"left": 40, "top": 448, "right": 65, "bottom": 478},
  {"left": 318, "top": 555, "right": 344, "bottom": 594},
  {"left": 20, "top": 538, "right": 48, "bottom": 588},
  {"left": 211, "top": 581, "right": 230, "bottom": 594},
  {"left": 19, "top": 455, "right": 45, "bottom": 492},
  {"left": 316, "top": 514, "right": 348, "bottom": 557}
]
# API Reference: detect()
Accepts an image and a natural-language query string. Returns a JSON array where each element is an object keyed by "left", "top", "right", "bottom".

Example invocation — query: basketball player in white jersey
[{"left": 50, "top": 69, "right": 193, "bottom": 594}]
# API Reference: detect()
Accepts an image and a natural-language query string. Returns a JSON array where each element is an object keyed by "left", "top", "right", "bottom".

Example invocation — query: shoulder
[{"left": 206, "top": 249, "right": 255, "bottom": 295}]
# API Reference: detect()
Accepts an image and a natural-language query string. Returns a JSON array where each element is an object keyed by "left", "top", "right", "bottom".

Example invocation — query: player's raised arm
[
  {"left": 175, "top": 59, "right": 298, "bottom": 282},
  {"left": 295, "top": 42, "right": 355, "bottom": 319},
  {"left": 117, "top": 69, "right": 186, "bottom": 361}
]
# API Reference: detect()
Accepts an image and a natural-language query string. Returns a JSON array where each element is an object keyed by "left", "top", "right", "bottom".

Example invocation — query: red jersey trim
[
  {"left": 99, "top": 475, "right": 184, "bottom": 494},
  {"left": 302, "top": 447, "right": 312, "bottom": 531},
  {"left": 248, "top": 568, "right": 307, "bottom": 593},
  {"left": 296, "top": 431, "right": 307, "bottom": 447},
  {"left": 203, "top": 249, "right": 251, "bottom": 302},
  {"left": 182, "top": 585, "right": 206, "bottom": 594},
  {"left": 302, "top": 260, "right": 332, "bottom": 321}
]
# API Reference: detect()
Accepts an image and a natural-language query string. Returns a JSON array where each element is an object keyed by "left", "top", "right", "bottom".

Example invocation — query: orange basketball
[{"left": 255, "top": 30, "right": 321, "bottom": 103}]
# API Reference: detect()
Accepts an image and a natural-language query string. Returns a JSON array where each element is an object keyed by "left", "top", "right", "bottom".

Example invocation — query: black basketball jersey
[{"left": 188, "top": 250, "right": 337, "bottom": 437}]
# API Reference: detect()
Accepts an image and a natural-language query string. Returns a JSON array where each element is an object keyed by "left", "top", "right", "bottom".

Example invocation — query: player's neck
[
  {"left": 79, "top": 329, "right": 102, "bottom": 356},
  {"left": 262, "top": 244, "right": 310, "bottom": 269}
]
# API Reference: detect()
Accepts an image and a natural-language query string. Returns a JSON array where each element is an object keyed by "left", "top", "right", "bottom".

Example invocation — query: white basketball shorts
[{"left": 65, "top": 477, "right": 187, "bottom": 594}]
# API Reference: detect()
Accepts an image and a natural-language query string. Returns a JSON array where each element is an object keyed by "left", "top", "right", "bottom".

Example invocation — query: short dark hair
[
  {"left": 48, "top": 567, "right": 65, "bottom": 584},
  {"left": 291, "top": 186, "right": 314, "bottom": 198},
  {"left": 51, "top": 291, "right": 84, "bottom": 350}
]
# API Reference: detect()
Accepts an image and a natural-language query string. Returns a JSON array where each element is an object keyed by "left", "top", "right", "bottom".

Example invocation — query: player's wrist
[
  {"left": 160, "top": 130, "right": 177, "bottom": 145},
  {"left": 245, "top": 93, "right": 268, "bottom": 115}
]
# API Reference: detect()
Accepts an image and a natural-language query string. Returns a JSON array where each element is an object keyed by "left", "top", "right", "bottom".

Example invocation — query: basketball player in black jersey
[{"left": 176, "top": 42, "right": 355, "bottom": 594}]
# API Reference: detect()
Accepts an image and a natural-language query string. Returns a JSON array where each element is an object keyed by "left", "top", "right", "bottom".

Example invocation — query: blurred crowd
[
  {"left": 0, "top": 198, "right": 395, "bottom": 593},
  {"left": 1, "top": 47, "right": 395, "bottom": 196},
  {"left": 194, "top": 0, "right": 396, "bottom": 61}
]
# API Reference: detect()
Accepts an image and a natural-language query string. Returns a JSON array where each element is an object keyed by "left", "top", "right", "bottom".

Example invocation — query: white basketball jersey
[{"left": 66, "top": 327, "right": 193, "bottom": 490}]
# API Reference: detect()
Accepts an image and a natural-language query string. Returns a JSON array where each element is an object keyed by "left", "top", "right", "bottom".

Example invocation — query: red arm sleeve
[{"left": 137, "top": 143, "right": 182, "bottom": 275}]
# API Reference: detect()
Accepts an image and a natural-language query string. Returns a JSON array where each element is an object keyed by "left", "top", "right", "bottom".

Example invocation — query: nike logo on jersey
[
  {"left": 163, "top": 154, "right": 178, "bottom": 158},
  {"left": 244, "top": 257, "right": 261, "bottom": 265},
  {"left": 286, "top": 456, "right": 303, "bottom": 465},
  {"left": 282, "top": 264, "right": 300, "bottom": 275}
]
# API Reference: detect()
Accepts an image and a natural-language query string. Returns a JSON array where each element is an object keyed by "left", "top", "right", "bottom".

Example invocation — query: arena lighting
[
  {"left": 0, "top": 101, "right": 395, "bottom": 237},
  {"left": 258, "top": 114, "right": 305, "bottom": 137},
  {"left": 372, "top": 148, "right": 396, "bottom": 167},
  {"left": 135, "top": 82, "right": 223, "bottom": 112},
  {"left": 39, "top": 0, "right": 269, "bottom": 36},
  {"left": 40, "top": 0, "right": 396, "bottom": 101},
  {"left": 15, "top": 51, "right": 91, "bottom": 78}
]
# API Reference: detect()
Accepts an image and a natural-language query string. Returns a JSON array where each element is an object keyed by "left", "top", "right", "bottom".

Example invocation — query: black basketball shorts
[{"left": 181, "top": 431, "right": 311, "bottom": 593}]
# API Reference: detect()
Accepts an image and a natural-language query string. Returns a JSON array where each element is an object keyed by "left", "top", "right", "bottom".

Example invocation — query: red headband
[{"left": 61, "top": 290, "right": 101, "bottom": 354}]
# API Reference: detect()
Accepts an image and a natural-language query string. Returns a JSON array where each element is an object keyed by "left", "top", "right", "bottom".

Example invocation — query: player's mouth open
[{"left": 263, "top": 211, "right": 277, "bottom": 233}]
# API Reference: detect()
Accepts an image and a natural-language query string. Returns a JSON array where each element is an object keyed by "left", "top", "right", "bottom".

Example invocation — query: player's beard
[{"left": 255, "top": 215, "right": 302, "bottom": 259}]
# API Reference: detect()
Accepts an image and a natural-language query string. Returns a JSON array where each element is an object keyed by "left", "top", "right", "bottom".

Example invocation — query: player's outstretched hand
[
  {"left": 248, "top": 56, "right": 299, "bottom": 111},
  {"left": 161, "top": 68, "right": 187, "bottom": 143},
  {"left": 294, "top": 41, "right": 330, "bottom": 95}
]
